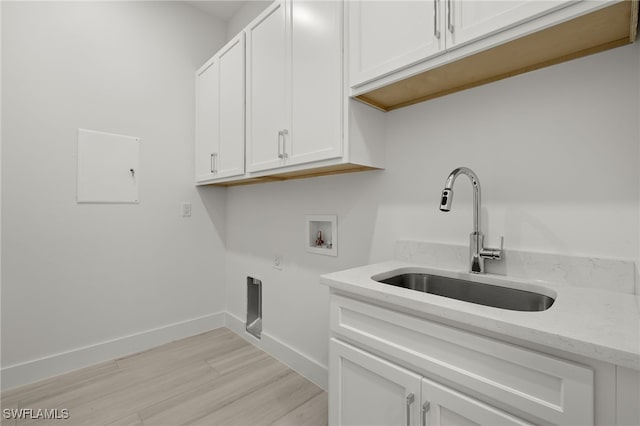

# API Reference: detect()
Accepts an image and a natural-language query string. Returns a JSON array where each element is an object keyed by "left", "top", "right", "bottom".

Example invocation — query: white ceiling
[{"left": 184, "top": 1, "right": 249, "bottom": 22}]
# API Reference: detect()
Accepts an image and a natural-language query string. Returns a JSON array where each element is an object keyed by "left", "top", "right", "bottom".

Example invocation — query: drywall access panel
[{"left": 77, "top": 128, "right": 140, "bottom": 203}]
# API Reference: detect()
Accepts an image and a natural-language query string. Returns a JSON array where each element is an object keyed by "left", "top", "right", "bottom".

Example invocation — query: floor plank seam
[
  {"left": 268, "top": 388, "right": 324, "bottom": 426},
  {"left": 132, "top": 360, "right": 221, "bottom": 424},
  {"left": 180, "top": 370, "right": 297, "bottom": 426}
]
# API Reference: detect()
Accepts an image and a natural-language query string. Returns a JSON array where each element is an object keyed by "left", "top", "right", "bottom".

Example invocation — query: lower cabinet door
[
  {"left": 330, "top": 338, "right": 422, "bottom": 426},
  {"left": 422, "top": 377, "right": 533, "bottom": 426}
]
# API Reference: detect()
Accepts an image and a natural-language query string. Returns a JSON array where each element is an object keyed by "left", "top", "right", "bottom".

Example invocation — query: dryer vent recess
[{"left": 246, "top": 277, "right": 262, "bottom": 339}]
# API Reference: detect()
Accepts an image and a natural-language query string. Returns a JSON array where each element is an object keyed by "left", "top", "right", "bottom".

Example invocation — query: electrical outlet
[
  {"left": 273, "top": 254, "right": 283, "bottom": 270},
  {"left": 182, "top": 202, "right": 192, "bottom": 217}
]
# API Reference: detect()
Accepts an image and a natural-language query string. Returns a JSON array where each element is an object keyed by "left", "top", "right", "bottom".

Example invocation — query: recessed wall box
[{"left": 306, "top": 215, "right": 338, "bottom": 257}]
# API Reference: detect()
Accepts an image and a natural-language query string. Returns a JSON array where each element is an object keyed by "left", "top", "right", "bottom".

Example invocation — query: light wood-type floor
[{"left": 1, "top": 328, "right": 328, "bottom": 426}]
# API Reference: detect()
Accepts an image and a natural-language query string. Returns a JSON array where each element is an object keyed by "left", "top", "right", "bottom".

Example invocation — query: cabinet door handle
[
  {"left": 447, "top": 0, "right": 454, "bottom": 33},
  {"left": 281, "top": 129, "right": 288, "bottom": 159},
  {"left": 434, "top": 0, "right": 440, "bottom": 39},
  {"left": 421, "top": 401, "right": 431, "bottom": 426},
  {"left": 211, "top": 153, "right": 218, "bottom": 174},
  {"left": 277, "top": 131, "right": 284, "bottom": 159},
  {"left": 406, "top": 393, "right": 415, "bottom": 426}
]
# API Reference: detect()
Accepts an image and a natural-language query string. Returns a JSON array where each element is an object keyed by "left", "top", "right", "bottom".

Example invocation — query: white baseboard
[
  {"left": 225, "top": 312, "right": 328, "bottom": 391},
  {"left": 1, "top": 312, "right": 226, "bottom": 391},
  {"left": 2, "top": 311, "right": 328, "bottom": 393}
]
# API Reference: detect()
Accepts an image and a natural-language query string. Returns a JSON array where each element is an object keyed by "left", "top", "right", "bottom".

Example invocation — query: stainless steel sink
[{"left": 377, "top": 273, "right": 554, "bottom": 312}]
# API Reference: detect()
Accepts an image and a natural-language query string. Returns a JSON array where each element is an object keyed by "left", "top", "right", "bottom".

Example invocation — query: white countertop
[{"left": 321, "top": 260, "right": 640, "bottom": 370}]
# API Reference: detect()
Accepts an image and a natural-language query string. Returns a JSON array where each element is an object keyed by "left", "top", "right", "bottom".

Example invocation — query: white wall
[
  {"left": 1, "top": 1, "right": 227, "bottom": 377},
  {"left": 224, "top": 43, "right": 640, "bottom": 375},
  {"left": 226, "top": 1, "right": 272, "bottom": 40}
]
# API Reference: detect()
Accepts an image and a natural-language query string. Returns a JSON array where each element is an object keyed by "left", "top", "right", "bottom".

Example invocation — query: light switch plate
[
  {"left": 272, "top": 254, "right": 283, "bottom": 270},
  {"left": 182, "top": 202, "right": 192, "bottom": 217}
]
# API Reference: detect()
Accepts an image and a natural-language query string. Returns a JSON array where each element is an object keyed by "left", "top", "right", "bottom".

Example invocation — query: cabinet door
[
  {"left": 287, "top": 0, "right": 342, "bottom": 166},
  {"left": 422, "top": 378, "right": 533, "bottom": 426},
  {"left": 195, "top": 58, "right": 219, "bottom": 182},
  {"left": 216, "top": 34, "right": 245, "bottom": 179},
  {"left": 330, "top": 338, "right": 422, "bottom": 426},
  {"left": 349, "top": 0, "right": 443, "bottom": 88},
  {"left": 246, "top": 1, "right": 288, "bottom": 173},
  {"left": 446, "top": 0, "right": 574, "bottom": 49}
]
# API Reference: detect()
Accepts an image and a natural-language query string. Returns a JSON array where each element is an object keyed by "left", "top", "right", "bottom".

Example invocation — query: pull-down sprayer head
[{"left": 440, "top": 188, "right": 453, "bottom": 212}]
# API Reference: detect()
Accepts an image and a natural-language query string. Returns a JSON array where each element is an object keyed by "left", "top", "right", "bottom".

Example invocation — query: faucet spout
[
  {"left": 440, "top": 167, "right": 481, "bottom": 235},
  {"left": 439, "top": 167, "right": 502, "bottom": 274}
]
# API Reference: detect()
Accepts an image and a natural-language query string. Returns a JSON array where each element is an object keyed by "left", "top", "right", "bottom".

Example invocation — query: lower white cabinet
[
  {"left": 331, "top": 338, "right": 532, "bottom": 426},
  {"left": 422, "top": 378, "right": 532, "bottom": 426},
  {"left": 329, "top": 293, "right": 596, "bottom": 426},
  {"left": 330, "top": 338, "right": 421, "bottom": 426}
]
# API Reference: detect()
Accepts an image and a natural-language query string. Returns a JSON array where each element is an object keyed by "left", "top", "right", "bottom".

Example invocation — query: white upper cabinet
[
  {"left": 288, "top": 0, "right": 342, "bottom": 166},
  {"left": 447, "top": 0, "right": 573, "bottom": 48},
  {"left": 217, "top": 35, "right": 245, "bottom": 178},
  {"left": 196, "top": 0, "right": 385, "bottom": 186},
  {"left": 196, "top": 59, "right": 219, "bottom": 182},
  {"left": 350, "top": 0, "right": 575, "bottom": 89},
  {"left": 195, "top": 33, "right": 245, "bottom": 182},
  {"left": 247, "top": 0, "right": 343, "bottom": 173},
  {"left": 246, "top": 1, "right": 287, "bottom": 173},
  {"left": 349, "top": 1, "right": 640, "bottom": 111},
  {"left": 349, "top": 0, "right": 443, "bottom": 88}
]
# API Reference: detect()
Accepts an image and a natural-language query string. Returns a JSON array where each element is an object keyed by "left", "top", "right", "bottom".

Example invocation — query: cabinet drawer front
[{"left": 330, "top": 294, "right": 593, "bottom": 425}]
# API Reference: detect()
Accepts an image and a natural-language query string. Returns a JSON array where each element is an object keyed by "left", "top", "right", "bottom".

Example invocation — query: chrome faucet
[{"left": 440, "top": 167, "right": 503, "bottom": 274}]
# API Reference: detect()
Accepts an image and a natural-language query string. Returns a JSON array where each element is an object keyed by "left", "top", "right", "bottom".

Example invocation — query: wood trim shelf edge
[{"left": 205, "top": 164, "right": 382, "bottom": 187}]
